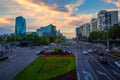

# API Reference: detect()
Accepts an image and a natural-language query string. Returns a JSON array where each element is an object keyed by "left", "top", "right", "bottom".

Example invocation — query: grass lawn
[
  {"left": 62, "top": 42, "right": 72, "bottom": 46},
  {"left": 13, "top": 56, "right": 76, "bottom": 80},
  {"left": 109, "top": 51, "right": 120, "bottom": 57}
]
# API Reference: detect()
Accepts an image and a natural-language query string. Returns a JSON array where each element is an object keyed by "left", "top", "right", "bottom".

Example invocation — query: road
[
  {"left": 0, "top": 43, "right": 120, "bottom": 80},
  {"left": 0, "top": 46, "right": 41, "bottom": 80},
  {"left": 68, "top": 42, "right": 120, "bottom": 80}
]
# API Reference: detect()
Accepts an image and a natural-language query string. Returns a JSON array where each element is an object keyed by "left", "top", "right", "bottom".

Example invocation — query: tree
[
  {"left": 108, "top": 24, "right": 120, "bottom": 39},
  {"left": 78, "top": 33, "right": 82, "bottom": 40},
  {"left": 55, "top": 37, "right": 63, "bottom": 44},
  {"left": 88, "top": 31, "right": 98, "bottom": 42}
]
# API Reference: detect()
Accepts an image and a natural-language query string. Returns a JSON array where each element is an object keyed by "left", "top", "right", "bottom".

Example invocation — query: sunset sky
[{"left": 0, "top": 0, "right": 120, "bottom": 38}]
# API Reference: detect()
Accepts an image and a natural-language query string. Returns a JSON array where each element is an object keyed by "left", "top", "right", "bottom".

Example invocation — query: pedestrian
[
  {"left": 8, "top": 45, "right": 13, "bottom": 53},
  {"left": 5, "top": 44, "right": 8, "bottom": 53},
  {"left": 9, "top": 47, "right": 13, "bottom": 53}
]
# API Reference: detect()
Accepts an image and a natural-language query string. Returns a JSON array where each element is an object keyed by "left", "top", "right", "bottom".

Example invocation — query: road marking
[
  {"left": 82, "top": 70, "right": 93, "bottom": 80},
  {"left": 77, "top": 72, "right": 81, "bottom": 80},
  {"left": 89, "top": 54, "right": 116, "bottom": 80},
  {"left": 75, "top": 54, "right": 81, "bottom": 80},
  {"left": 97, "top": 70, "right": 111, "bottom": 80},
  {"left": 112, "top": 70, "right": 120, "bottom": 77},
  {"left": 9, "top": 54, "right": 17, "bottom": 59}
]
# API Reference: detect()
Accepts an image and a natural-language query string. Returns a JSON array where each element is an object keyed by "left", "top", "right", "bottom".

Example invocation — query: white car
[
  {"left": 114, "top": 61, "right": 120, "bottom": 68},
  {"left": 83, "top": 50, "right": 88, "bottom": 55},
  {"left": 105, "top": 49, "right": 110, "bottom": 52},
  {"left": 88, "top": 49, "right": 94, "bottom": 53}
]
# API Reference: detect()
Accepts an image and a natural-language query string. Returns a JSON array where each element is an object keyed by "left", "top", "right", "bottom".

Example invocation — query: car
[
  {"left": 43, "top": 46, "right": 48, "bottom": 49},
  {"left": 114, "top": 61, "right": 120, "bottom": 68},
  {"left": 105, "top": 49, "right": 110, "bottom": 52},
  {"left": 83, "top": 50, "right": 88, "bottom": 55},
  {"left": 99, "top": 57, "right": 108, "bottom": 64},
  {"left": 36, "top": 50, "right": 45, "bottom": 55},
  {"left": 88, "top": 49, "right": 94, "bottom": 53},
  {"left": 97, "top": 51, "right": 104, "bottom": 56},
  {"left": 94, "top": 49, "right": 99, "bottom": 53}
]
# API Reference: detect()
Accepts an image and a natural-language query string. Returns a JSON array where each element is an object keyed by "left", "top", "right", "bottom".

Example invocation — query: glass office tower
[{"left": 15, "top": 16, "right": 26, "bottom": 36}]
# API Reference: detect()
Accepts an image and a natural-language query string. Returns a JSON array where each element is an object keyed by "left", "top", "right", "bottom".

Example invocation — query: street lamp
[
  {"left": 14, "top": 33, "right": 16, "bottom": 48},
  {"left": 106, "top": 31, "right": 109, "bottom": 48},
  {"left": 97, "top": 39, "right": 100, "bottom": 46},
  {"left": 104, "top": 27, "right": 109, "bottom": 48}
]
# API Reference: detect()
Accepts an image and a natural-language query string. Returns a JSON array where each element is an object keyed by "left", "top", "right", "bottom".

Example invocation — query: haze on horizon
[{"left": 0, "top": 0, "right": 120, "bottom": 38}]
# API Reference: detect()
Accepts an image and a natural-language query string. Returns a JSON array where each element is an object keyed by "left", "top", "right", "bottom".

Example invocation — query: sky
[{"left": 0, "top": 0, "right": 120, "bottom": 38}]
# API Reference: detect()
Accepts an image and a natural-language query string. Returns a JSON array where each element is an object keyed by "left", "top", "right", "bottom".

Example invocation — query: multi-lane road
[
  {"left": 68, "top": 42, "right": 120, "bottom": 80},
  {"left": 0, "top": 42, "right": 120, "bottom": 80}
]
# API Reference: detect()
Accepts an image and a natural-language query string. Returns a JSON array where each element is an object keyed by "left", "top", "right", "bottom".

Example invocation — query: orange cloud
[
  {"left": 105, "top": 0, "right": 120, "bottom": 9},
  {"left": 0, "top": 17, "right": 14, "bottom": 25},
  {"left": 114, "top": 1, "right": 120, "bottom": 8},
  {"left": 5, "top": 0, "right": 93, "bottom": 38}
]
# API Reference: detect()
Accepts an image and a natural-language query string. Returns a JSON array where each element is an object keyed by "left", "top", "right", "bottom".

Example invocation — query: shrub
[{"left": 52, "top": 48, "right": 63, "bottom": 55}]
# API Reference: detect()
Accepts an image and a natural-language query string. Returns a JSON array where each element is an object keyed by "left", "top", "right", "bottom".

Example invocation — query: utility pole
[
  {"left": 14, "top": 34, "right": 16, "bottom": 48},
  {"left": 107, "top": 31, "right": 109, "bottom": 47}
]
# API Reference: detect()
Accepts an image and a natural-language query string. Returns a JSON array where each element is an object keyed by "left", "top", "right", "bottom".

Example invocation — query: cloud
[
  {"left": 13, "top": 0, "right": 87, "bottom": 27},
  {"left": 0, "top": 17, "right": 14, "bottom": 25},
  {"left": 0, "top": 0, "right": 93, "bottom": 38},
  {"left": 105, "top": 0, "right": 120, "bottom": 9},
  {"left": 28, "top": 0, "right": 84, "bottom": 12},
  {"left": 0, "top": 25, "right": 14, "bottom": 34},
  {"left": 119, "top": 14, "right": 120, "bottom": 20},
  {"left": 68, "top": 20, "right": 82, "bottom": 26},
  {"left": 65, "top": 0, "right": 84, "bottom": 12}
]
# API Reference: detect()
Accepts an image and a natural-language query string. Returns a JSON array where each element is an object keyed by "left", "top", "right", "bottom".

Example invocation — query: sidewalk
[
  {"left": 0, "top": 46, "right": 41, "bottom": 80},
  {"left": 0, "top": 47, "right": 16, "bottom": 60}
]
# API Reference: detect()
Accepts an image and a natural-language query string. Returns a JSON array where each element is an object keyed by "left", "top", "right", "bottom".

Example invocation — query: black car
[
  {"left": 99, "top": 57, "right": 108, "bottom": 64},
  {"left": 98, "top": 51, "right": 104, "bottom": 56}
]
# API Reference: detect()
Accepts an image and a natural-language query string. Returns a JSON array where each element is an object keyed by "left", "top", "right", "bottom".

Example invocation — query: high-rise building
[
  {"left": 76, "top": 27, "right": 80, "bottom": 39},
  {"left": 15, "top": 16, "right": 26, "bottom": 36},
  {"left": 91, "top": 18, "right": 97, "bottom": 32},
  {"left": 82, "top": 23, "right": 90, "bottom": 38},
  {"left": 79, "top": 23, "right": 90, "bottom": 38},
  {"left": 109, "top": 11, "right": 118, "bottom": 26},
  {"left": 36, "top": 24, "right": 56, "bottom": 37},
  {"left": 97, "top": 10, "right": 118, "bottom": 31},
  {"left": 118, "top": 22, "right": 120, "bottom": 26},
  {"left": 56, "top": 30, "right": 63, "bottom": 37}
]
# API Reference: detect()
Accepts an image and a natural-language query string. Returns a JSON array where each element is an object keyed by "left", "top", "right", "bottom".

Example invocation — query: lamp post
[
  {"left": 97, "top": 39, "right": 100, "bottom": 46},
  {"left": 105, "top": 27, "right": 109, "bottom": 48},
  {"left": 14, "top": 33, "right": 16, "bottom": 48},
  {"left": 117, "top": 38, "right": 120, "bottom": 49},
  {"left": 106, "top": 31, "right": 109, "bottom": 48}
]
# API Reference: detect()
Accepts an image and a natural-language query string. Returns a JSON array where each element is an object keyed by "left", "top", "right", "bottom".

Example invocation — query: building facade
[
  {"left": 76, "top": 27, "right": 80, "bottom": 39},
  {"left": 118, "top": 22, "right": 120, "bottom": 26},
  {"left": 15, "top": 16, "right": 26, "bottom": 36},
  {"left": 78, "top": 23, "right": 90, "bottom": 38},
  {"left": 91, "top": 18, "right": 97, "bottom": 32},
  {"left": 109, "top": 11, "right": 118, "bottom": 26},
  {"left": 37, "top": 24, "right": 56, "bottom": 37},
  {"left": 82, "top": 23, "right": 90, "bottom": 38},
  {"left": 97, "top": 10, "right": 118, "bottom": 31}
]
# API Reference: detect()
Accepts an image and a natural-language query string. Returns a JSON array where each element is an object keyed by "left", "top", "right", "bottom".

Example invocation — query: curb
[
  {"left": 107, "top": 52, "right": 120, "bottom": 60},
  {"left": 0, "top": 56, "right": 8, "bottom": 61}
]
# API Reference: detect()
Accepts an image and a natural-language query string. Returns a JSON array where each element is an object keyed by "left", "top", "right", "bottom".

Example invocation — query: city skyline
[{"left": 0, "top": 0, "right": 120, "bottom": 38}]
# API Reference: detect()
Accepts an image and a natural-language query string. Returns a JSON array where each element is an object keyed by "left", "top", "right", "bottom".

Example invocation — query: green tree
[
  {"left": 78, "top": 33, "right": 82, "bottom": 40},
  {"left": 108, "top": 24, "right": 120, "bottom": 39},
  {"left": 55, "top": 37, "right": 63, "bottom": 44},
  {"left": 88, "top": 31, "right": 98, "bottom": 42}
]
